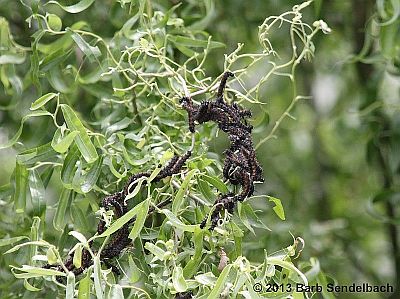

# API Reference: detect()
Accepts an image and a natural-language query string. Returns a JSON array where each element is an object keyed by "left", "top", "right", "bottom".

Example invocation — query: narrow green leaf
[
  {"left": 316, "top": 270, "right": 335, "bottom": 299},
  {"left": 70, "top": 31, "right": 101, "bottom": 62},
  {"left": 61, "top": 104, "right": 98, "bottom": 163},
  {"left": 202, "top": 175, "right": 229, "bottom": 193},
  {"left": 93, "top": 257, "right": 103, "bottom": 299},
  {"left": 66, "top": 272, "right": 76, "bottom": 299},
  {"left": 128, "top": 198, "right": 149, "bottom": 241},
  {"left": 168, "top": 35, "right": 224, "bottom": 49},
  {"left": 24, "top": 279, "right": 42, "bottom": 292},
  {"left": 147, "top": 165, "right": 162, "bottom": 182},
  {"left": 73, "top": 244, "right": 83, "bottom": 268},
  {"left": 52, "top": 129, "right": 80, "bottom": 153},
  {"left": 30, "top": 93, "right": 58, "bottom": 110},
  {"left": 172, "top": 266, "right": 188, "bottom": 292},
  {"left": 37, "top": 21, "right": 86, "bottom": 54},
  {"left": 206, "top": 264, "right": 232, "bottom": 299},
  {"left": 183, "top": 227, "right": 204, "bottom": 278},
  {"left": 41, "top": 49, "right": 72, "bottom": 72},
  {"left": 28, "top": 170, "right": 45, "bottom": 214},
  {"left": 197, "top": 178, "right": 215, "bottom": 204},
  {"left": 47, "top": 0, "right": 95, "bottom": 13},
  {"left": 29, "top": 217, "right": 41, "bottom": 264},
  {"left": 69, "top": 231, "right": 88, "bottom": 244},
  {"left": 128, "top": 256, "right": 141, "bottom": 283},
  {"left": 156, "top": 3, "right": 181, "bottom": 28},
  {"left": 53, "top": 188, "right": 72, "bottom": 231},
  {"left": 172, "top": 169, "right": 197, "bottom": 214},
  {"left": 0, "top": 236, "right": 29, "bottom": 247},
  {"left": 268, "top": 196, "right": 285, "bottom": 220},
  {"left": 78, "top": 270, "right": 91, "bottom": 299},
  {"left": 188, "top": 0, "right": 215, "bottom": 30},
  {"left": 81, "top": 155, "right": 103, "bottom": 193},
  {"left": 109, "top": 284, "right": 124, "bottom": 299},
  {"left": 61, "top": 146, "right": 80, "bottom": 188},
  {"left": 136, "top": 138, "right": 145, "bottom": 149},
  {"left": 5, "top": 241, "right": 50, "bottom": 255},
  {"left": 144, "top": 242, "right": 166, "bottom": 261},
  {"left": 162, "top": 209, "right": 197, "bottom": 232},
  {"left": 46, "top": 246, "right": 58, "bottom": 265},
  {"left": 99, "top": 199, "right": 147, "bottom": 238},
  {"left": 267, "top": 257, "right": 308, "bottom": 285},
  {"left": 106, "top": 117, "right": 131, "bottom": 135},
  {"left": 232, "top": 274, "right": 247, "bottom": 298},
  {"left": 121, "top": 14, "right": 140, "bottom": 39},
  {"left": 195, "top": 272, "right": 217, "bottom": 286},
  {"left": 160, "top": 149, "right": 174, "bottom": 164},
  {"left": 237, "top": 202, "right": 270, "bottom": 233},
  {"left": 231, "top": 222, "right": 243, "bottom": 257},
  {"left": 237, "top": 202, "right": 254, "bottom": 235},
  {"left": 124, "top": 177, "right": 146, "bottom": 201},
  {"left": 17, "top": 142, "right": 58, "bottom": 166},
  {"left": 14, "top": 162, "right": 28, "bottom": 214},
  {"left": 11, "top": 265, "right": 66, "bottom": 278}
]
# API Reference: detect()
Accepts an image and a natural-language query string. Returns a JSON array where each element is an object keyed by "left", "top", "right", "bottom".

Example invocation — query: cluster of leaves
[{"left": 0, "top": 0, "right": 332, "bottom": 298}]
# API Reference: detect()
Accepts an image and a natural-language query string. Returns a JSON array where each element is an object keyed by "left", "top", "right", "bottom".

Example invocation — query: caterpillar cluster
[
  {"left": 181, "top": 72, "right": 264, "bottom": 230},
  {"left": 49, "top": 151, "right": 192, "bottom": 278},
  {"left": 47, "top": 72, "right": 263, "bottom": 296}
]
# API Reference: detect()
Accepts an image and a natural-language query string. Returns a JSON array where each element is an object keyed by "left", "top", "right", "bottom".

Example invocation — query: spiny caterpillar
[
  {"left": 46, "top": 72, "right": 264, "bottom": 288},
  {"left": 181, "top": 72, "right": 263, "bottom": 230}
]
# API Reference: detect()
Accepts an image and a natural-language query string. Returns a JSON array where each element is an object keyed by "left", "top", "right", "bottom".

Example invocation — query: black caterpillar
[
  {"left": 46, "top": 72, "right": 264, "bottom": 292},
  {"left": 181, "top": 72, "right": 264, "bottom": 230}
]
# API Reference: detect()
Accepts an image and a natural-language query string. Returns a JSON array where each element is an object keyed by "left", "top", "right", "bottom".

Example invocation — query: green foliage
[{"left": 9, "top": 0, "right": 397, "bottom": 298}]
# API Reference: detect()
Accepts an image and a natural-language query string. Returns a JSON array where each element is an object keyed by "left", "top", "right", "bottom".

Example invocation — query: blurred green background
[{"left": 0, "top": 0, "right": 399, "bottom": 298}]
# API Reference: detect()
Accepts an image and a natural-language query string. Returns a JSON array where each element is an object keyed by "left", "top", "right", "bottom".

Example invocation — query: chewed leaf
[{"left": 268, "top": 196, "right": 285, "bottom": 220}]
